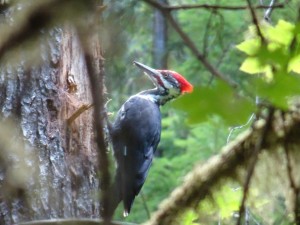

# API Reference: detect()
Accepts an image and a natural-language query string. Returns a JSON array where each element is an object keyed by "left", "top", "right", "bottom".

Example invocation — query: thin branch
[
  {"left": 76, "top": 11, "right": 111, "bottom": 222},
  {"left": 143, "top": 0, "right": 238, "bottom": 88},
  {"left": 227, "top": 113, "right": 255, "bottom": 144},
  {"left": 202, "top": 11, "right": 214, "bottom": 57},
  {"left": 144, "top": 0, "right": 284, "bottom": 11},
  {"left": 245, "top": 207, "right": 249, "bottom": 225},
  {"left": 67, "top": 103, "right": 94, "bottom": 125},
  {"left": 259, "top": 0, "right": 265, "bottom": 5},
  {"left": 263, "top": 0, "right": 277, "bottom": 22},
  {"left": 140, "top": 191, "right": 151, "bottom": 219},
  {"left": 246, "top": 0, "right": 266, "bottom": 43},
  {"left": 85, "top": 51, "right": 111, "bottom": 222},
  {"left": 236, "top": 107, "right": 274, "bottom": 225}
]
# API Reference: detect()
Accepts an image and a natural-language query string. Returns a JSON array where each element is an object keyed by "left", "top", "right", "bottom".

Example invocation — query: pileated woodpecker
[{"left": 106, "top": 61, "right": 193, "bottom": 218}]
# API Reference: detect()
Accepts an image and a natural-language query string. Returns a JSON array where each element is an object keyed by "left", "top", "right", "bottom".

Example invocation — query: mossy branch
[{"left": 143, "top": 107, "right": 300, "bottom": 225}]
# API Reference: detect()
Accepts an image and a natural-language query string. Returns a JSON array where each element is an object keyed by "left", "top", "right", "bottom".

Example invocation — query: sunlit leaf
[
  {"left": 215, "top": 186, "right": 242, "bottom": 219},
  {"left": 239, "top": 57, "right": 266, "bottom": 74},
  {"left": 267, "top": 42, "right": 281, "bottom": 52},
  {"left": 181, "top": 210, "right": 200, "bottom": 225},
  {"left": 267, "top": 20, "right": 294, "bottom": 45},
  {"left": 237, "top": 18, "right": 300, "bottom": 113},
  {"left": 288, "top": 55, "right": 300, "bottom": 73},
  {"left": 236, "top": 39, "right": 261, "bottom": 55}
]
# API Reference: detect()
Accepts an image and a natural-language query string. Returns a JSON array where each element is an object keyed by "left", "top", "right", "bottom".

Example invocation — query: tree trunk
[{"left": 0, "top": 25, "right": 102, "bottom": 224}]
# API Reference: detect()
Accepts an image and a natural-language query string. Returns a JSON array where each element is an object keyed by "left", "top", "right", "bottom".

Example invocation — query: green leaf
[
  {"left": 215, "top": 186, "right": 242, "bottom": 219},
  {"left": 236, "top": 39, "right": 261, "bottom": 55},
  {"left": 239, "top": 57, "right": 267, "bottom": 74},
  {"left": 257, "top": 45, "right": 288, "bottom": 66},
  {"left": 181, "top": 210, "right": 200, "bottom": 225},
  {"left": 288, "top": 55, "right": 300, "bottom": 73},
  {"left": 172, "top": 81, "right": 255, "bottom": 125},
  {"left": 256, "top": 73, "right": 300, "bottom": 108},
  {"left": 267, "top": 20, "right": 294, "bottom": 45}
]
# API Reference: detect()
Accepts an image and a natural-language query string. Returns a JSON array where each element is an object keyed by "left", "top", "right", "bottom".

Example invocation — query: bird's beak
[{"left": 133, "top": 61, "right": 162, "bottom": 88}]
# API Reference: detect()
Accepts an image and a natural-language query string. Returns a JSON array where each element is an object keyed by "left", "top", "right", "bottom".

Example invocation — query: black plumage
[
  {"left": 104, "top": 61, "right": 193, "bottom": 219},
  {"left": 108, "top": 95, "right": 161, "bottom": 217}
]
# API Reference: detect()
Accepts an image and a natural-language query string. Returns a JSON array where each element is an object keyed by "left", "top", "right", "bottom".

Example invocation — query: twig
[
  {"left": 207, "top": 31, "right": 231, "bottom": 85},
  {"left": 236, "top": 107, "right": 274, "bottom": 225},
  {"left": 143, "top": 0, "right": 238, "bottom": 89},
  {"left": 85, "top": 51, "right": 111, "bottom": 222},
  {"left": 140, "top": 191, "right": 151, "bottom": 219},
  {"left": 202, "top": 11, "right": 214, "bottom": 57},
  {"left": 264, "top": 0, "right": 277, "bottom": 22},
  {"left": 67, "top": 104, "right": 94, "bottom": 125},
  {"left": 227, "top": 113, "right": 255, "bottom": 144},
  {"left": 245, "top": 207, "right": 249, "bottom": 225},
  {"left": 143, "top": 0, "right": 284, "bottom": 11},
  {"left": 246, "top": 0, "right": 266, "bottom": 43}
]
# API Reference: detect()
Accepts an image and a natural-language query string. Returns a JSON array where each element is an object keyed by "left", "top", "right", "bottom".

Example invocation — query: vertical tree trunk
[
  {"left": 153, "top": 0, "right": 168, "bottom": 68},
  {"left": 0, "top": 24, "right": 102, "bottom": 224}
]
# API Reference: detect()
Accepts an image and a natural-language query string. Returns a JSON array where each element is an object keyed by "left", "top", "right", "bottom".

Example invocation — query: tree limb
[
  {"left": 76, "top": 8, "right": 111, "bottom": 221},
  {"left": 143, "top": 108, "right": 300, "bottom": 225},
  {"left": 236, "top": 107, "right": 274, "bottom": 225},
  {"left": 143, "top": 0, "right": 284, "bottom": 11}
]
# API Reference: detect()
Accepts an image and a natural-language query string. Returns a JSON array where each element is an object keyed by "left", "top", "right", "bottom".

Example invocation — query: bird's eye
[{"left": 163, "top": 72, "right": 170, "bottom": 78}]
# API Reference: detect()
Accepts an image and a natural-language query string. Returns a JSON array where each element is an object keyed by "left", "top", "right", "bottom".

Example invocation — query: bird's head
[{"left": 133, "top": 61, "right": 193, "bottom": 100}]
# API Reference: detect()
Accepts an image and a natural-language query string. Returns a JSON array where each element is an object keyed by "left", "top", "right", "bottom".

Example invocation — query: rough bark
[{"left": 0, "top": 25, "right": 101, "bottom": 224}]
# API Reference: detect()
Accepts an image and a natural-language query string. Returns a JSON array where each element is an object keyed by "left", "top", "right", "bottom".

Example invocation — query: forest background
[
  {"left": 104, "top": 0, "right": 299, "bottom": 224},
  {"left": 0, "top": 0, "right": 300, "bottom": 225}
]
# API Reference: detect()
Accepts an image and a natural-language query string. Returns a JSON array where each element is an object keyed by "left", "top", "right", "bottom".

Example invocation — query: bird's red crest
[{"left": 160, "top": 70, "right": 193, "bottom": 93}]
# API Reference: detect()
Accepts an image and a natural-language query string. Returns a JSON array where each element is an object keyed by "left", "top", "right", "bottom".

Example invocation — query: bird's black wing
[{"left": 111, "top": 96, "right": 161, "bottom": 216}]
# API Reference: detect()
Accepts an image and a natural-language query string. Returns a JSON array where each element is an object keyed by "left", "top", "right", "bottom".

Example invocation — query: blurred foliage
[
  {"left": 237, "top": 19, "right": 300, "bottom": 108},
  {"left": 102, "top": 0, "right": 300, "bottom": 224},
  {"left": 173, "top": 82, "right": 255, "bottom": 125}
]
